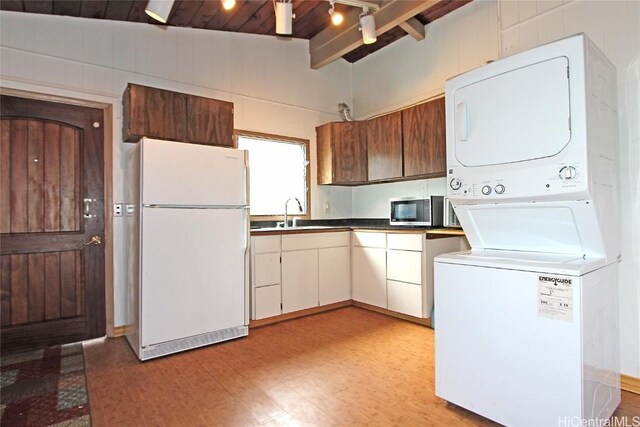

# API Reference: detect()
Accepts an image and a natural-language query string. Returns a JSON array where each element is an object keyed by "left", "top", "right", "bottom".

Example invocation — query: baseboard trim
[
  {"left": 249, "top": 301, "right": 352, "bottom": 328},
  {"left": 351, "top": 301, "right": 431, "bottom": 327},
  {"left": 112, "top": 326, "right": 126, "bottom": 337},
  {"left": 621, "top": 374, "right": 640, "bottom": 395}
]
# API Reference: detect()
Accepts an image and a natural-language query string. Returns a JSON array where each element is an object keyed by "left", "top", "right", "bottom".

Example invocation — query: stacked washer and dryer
[{"left": 434, "top": 34, "right": 621, "bottom": 426}]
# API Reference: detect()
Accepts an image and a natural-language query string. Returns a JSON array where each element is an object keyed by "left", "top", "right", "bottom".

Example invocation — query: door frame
[{"left": 1, "top": 80, "right": 116, "bottom": 337}]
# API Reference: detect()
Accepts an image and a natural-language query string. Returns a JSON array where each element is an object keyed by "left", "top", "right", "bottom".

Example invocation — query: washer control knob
[
  {"left": 482, "top": 185, "right": 492, "bottom": 195},
  {"left": 495, "top": 184, "right": 505, "bottom": 194},
  {"left": 559, "top": 166, "right": 577, "bottom": 180},
  {"left": 450, "top": 178, "right": 462, "bottom": 191}
]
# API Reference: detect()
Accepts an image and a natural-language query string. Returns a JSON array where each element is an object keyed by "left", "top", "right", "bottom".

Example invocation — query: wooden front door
[{"left": 1, "top": 95, "right": 105, "bottom": 354}]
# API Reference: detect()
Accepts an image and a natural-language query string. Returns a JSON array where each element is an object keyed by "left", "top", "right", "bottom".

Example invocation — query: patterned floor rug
[{"left": 0, "top": 343, "right": 91, "bottom": 426}]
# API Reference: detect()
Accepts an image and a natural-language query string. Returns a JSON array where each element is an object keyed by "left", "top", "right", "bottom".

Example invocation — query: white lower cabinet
[
  {"left": 281, "top": 249, "right": 319, "bottom": 313},
  {"left": 253, "top": 229, "right": 466, "bottom": 321},
  {"left": 319, "top": 246, "right": 351, "bottom": 305},
  {"left": 352, "top": 245, "right": 387, "bottom": 308}
]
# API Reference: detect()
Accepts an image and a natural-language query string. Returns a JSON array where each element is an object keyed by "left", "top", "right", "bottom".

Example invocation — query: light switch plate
[{"left": 125, "top": 204, "right": 135, "bottom": 216}]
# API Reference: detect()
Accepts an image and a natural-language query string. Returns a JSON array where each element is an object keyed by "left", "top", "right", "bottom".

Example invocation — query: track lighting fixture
[
  {"left": 359, "top": 6, "right": 376, "bottom": 44},
  {"left": 221, "top": 0, "right": 236, "bottom": 10},
  {"left": 329, "top": 1, "right": 344, "bottom": 26},
  {"left": 145, "top": 0, "right": 175, "bottom": 23},
  {"left": 274, "top": 0, "right": 294, "bottom": 35}
]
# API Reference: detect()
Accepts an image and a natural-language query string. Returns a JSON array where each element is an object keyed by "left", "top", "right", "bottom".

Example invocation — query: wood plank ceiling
[{"left": 0, "top": 0, "right": 472, "bottom": 66}]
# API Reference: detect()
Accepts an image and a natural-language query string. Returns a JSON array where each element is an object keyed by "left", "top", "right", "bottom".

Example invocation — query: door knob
[{"left": 84, "top": 235, "right": 102, "bottom": 246}]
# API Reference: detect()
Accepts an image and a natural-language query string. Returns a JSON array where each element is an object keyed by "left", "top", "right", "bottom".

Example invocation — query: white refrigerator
[{"left": 125, "top": 138, "right": 249, "bottom": 361}]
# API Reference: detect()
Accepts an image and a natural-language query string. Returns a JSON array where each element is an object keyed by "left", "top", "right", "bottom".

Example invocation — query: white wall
[
  {"left": 497, "top": 0, "right": 640, "bottom": 381},
  {"left": 0, "top": 11, "right": 353, "bottom": 326},
  {"left": 350, "top": 0, "right": 500, "bottom": 218}
]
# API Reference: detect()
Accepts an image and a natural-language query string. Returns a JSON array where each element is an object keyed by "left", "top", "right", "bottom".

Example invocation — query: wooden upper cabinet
[
  {"left": 123, "top": 84, "right": 186, "bottom": 143},
  {"left": 123, "top": 84, "right": 234, "bottom": 146},
  {"left": 402, "top": 97, "right": 446, "bottom": 177},
  {"left": 186, "top": 96, "right": 234, "bottom": 147},
  {"left": 366, "top": 111, "right": 403, "bottom": 181},
  {"left": 316, "top": 121, "right": 367, "bottom": 185}
]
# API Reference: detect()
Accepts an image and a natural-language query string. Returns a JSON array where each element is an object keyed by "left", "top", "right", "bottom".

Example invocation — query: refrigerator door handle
[{"left": 243, "top": 206, "right": 250, "bottom": 326}]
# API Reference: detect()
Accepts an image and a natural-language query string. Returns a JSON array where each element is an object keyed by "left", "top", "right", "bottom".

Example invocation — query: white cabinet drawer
[
  {"left": 254, "top": 253, "right": 280, "bottom": 288},
  {"left": 254, "top": 285, "right": 281, "bottom": 319},
  {"left": 352, "top": 232, "right": 386, "bottom": 248},
  {"left": 282, "top": 234, "right": 318, "bottom": 251},
  {"left": 387, "top": 280, "right": 422, "bottom": 318},
  {"left": 387, "top": 249, "right": 422, "bottom": 284},
  {"left": 316, "top": 232, "right": 350, "bottom": 248},
  {"left": 253, "top": 236, "right": 281, "bottom": 253},
  {"left": 387, "top": 233, "right": 423, "bottom": 251}
]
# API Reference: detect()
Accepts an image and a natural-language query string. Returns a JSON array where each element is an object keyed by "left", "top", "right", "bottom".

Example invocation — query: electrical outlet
[
  {"left": 324, "top": 201, "right": 331, "bottom": 214},
  {"left": 113, "top": 203, "right": 123, "bottom": 217}
]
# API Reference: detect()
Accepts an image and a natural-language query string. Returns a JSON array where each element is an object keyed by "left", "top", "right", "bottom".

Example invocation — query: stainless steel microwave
[
  {"left": 443, "top": 197, "right": 462, "bottom": 228},
  {"left": 389, "top": 196, "right": 444, "bottom": 226}
]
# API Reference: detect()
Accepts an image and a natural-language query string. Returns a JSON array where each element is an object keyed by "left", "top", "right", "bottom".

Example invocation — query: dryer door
[{"left": 453, "top": 56, "right": 571, "bottom": 167}]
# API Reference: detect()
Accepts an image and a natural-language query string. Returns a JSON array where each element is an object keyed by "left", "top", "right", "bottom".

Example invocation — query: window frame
[{"left": 235, "top": 129, "right": 311, "bottom": 221}]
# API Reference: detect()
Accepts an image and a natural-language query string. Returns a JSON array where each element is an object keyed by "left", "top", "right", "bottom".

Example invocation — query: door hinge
[
  {"left": 280, "top": 303, "right": 283, "bottom": 309},
  {"left": 567, "top": 66, "right": 570, "bottom": 79},
  {"left": 280, "top": 256, "right": 282, "bottom": 263}
]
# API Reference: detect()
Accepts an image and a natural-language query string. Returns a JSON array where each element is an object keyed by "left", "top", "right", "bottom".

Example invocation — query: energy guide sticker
[{"left": 537, "top": 275, "right": 573, "bottom": 322}]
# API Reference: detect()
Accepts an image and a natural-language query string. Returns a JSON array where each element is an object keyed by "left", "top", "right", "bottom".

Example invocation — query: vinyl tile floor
[{"left": 83, "top": 307, "right": 640, "bottom": 426}]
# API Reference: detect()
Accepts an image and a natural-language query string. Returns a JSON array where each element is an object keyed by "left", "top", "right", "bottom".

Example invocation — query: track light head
[
  {"left": 359, "top": 6, "right": 376, "bottom": 44},
  {"left": 275, "top": 1, "right": 294, "bottom": 35},
  {"left": 329, "top": 2, "right": 344, "bottom": 26},
  {"left": 145, "top": 0, "right": 175, "bottom": 23},
  {"left": 221, "top": 0, "right": 236, "bottom": 10}
]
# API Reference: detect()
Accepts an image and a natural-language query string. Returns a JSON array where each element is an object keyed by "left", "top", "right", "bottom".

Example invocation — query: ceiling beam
[
  {"left": 399, "top": 17, "right": 425, "bottom": 41},
  {"left": 309, "top": 0, "right": 439, "bottom": 70}
]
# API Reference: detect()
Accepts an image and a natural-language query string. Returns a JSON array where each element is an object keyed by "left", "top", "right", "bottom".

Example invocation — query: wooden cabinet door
[
  {"left": 123, "top": 84, "right": 187, "bottom": 143},
  {"left": 367, "top": 112, "right": 403, "bottom": 181},
  {"left": 319, "top": 246, "right": 351, "bottom": 305},
  {"left": 281, "top": 249, "right": 319, "bottom": 313},
  {"left": 352, "top": 246, "right": 387, "bottom": 308},
  {"left": 334, "top": 122, "right": 367, "bottom": 183},
  {"left": 186, "top": 96, "right": 234, "bottom": 147},
  {"left": 316, "top": 122, "right": 367, "bottom": 185},
  {"left": 402, "top": 97, "right": 446, "bottom": 177}
]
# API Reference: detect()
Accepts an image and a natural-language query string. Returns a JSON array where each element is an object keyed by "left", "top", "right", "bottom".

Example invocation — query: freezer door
[
  {"left": 452, "top": 56, "right": 571, "bottom": 167},
  {"left": 140, "top": 207, "right": 247, "bottom": 347},
  {"left": 141, "top": 138, "right": 246, "bottom": 206}
]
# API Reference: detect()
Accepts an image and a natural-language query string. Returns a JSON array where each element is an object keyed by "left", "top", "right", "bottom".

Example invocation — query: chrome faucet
[{"left": 284, "top": 197, "right": 303, "bottom": 228}]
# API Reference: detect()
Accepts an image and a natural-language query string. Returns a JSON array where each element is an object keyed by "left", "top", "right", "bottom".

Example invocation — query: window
[{"left": 236, "top": 132, "right": 309, "bottom": 217}]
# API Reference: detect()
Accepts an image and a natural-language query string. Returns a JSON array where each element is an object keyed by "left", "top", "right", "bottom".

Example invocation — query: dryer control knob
[
  {"left": 482, "top": 185, "right": 492, "bottom": 195},
  {"left": 495, "top": 184, "right": 505, "bottom": 194},
  {"left": 450, "top": 178, "right": 462, "bottom": 191},
  {"left": 559, "top": 166, "right": 577, "bottom": 180}
]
